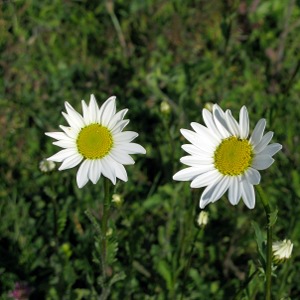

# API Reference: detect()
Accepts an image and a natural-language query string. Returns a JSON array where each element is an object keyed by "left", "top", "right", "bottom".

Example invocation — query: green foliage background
[{"left": 1, "top": 0, "right": 300, "bottom": 299}]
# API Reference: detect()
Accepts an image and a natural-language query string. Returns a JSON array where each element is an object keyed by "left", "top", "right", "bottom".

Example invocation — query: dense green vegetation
[{"left": 1, "top": 0, "right": 300, "bottom": 299}]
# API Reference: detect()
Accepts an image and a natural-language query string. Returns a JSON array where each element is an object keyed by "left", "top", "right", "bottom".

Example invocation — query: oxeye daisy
[
  {"left": 173, "top": 104, "right": 282, "bottom": 209},
  {"left": 46, "top": 94, "right": 146, "bottom": 188}
]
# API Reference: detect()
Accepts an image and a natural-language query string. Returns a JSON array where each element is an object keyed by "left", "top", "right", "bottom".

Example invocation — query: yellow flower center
[
  {"left": 76, "top": 124, "right": 113, "bottom": 159},
  {"left": 214, "top": 136, "right": 253, "bottom": 176}
]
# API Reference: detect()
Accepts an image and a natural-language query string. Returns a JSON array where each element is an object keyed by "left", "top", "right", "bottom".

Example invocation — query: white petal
[
  {"left": 81, "top": 100, "right": 89, "bottom": 123},
  {"left": 45, "top": 132, "right": 69, "bottom": 140},
  {"left": 101, "top": 157, "right": 117, "bottom": 185},
  {"left": 108, "top": 109, "right": 128, "bottom": 129},
  {"left": 99, "top": 96, "right": 116, "bottom": 126},
  {"left": 225, "top": 110, "right": 240, "bottom": 137},
  {"left": 254, "top": 131, "right": 273, "bottom": 153},
  {"left": 241, "top": 180, "right": 255, "bottom": 209},
  {"left": 228, "top": 176, "right": 242, "bottom": 205},
  {"left": 173, "top": 165, "right": 214, "bottom": 181},
  {"left": 244, "top": 167, "right": 261, "bottom": 185},
  {"left": 190, "top": 122, "right": 219, "bottom": 145},
  {"left": 47, "top": 148, "right": 78, "bottom": 162},
  {"left": 213, "top": 105, "right": 231, "bottom": 138},
  {"left": 200, "top": 176, "right": 230, "bottom": 208},
  {"left": 239, "top": 106, "right": 249, "bottom": 139},
  {"left": 181, "top": 144, "right": 212, "bottom": 157},
  {"left": 63, "top": 102, "right": 85, "bottom": 129},
  {"left": 180, "top": 129, "right": 214, "bottom": 153},
  {"left": 259, "top": 143, "right": 282, "bottom": 157},
  {"left": 252, "top": 155, "right": 275, "bottom": 170},
  {"left": 76, "top": 159, "right": 91, "bottom": 188},
  {"left": 61, "top": 112, "right": 75, "bottom": 126},
  {"left": 114, "top": 131, "right": 138, "bottom": 143},
  {"left": 191, "top": 170, "right": 222, "bottom": 188},
  {"left": 202, "top": 109, "right": 222, "bottom": 139},
  {"left": 180, "top": 155, "right": 214, "bottom": 167},
  {"left": 88, "top": 160, "right": 101, "bottom": 184},
  {"left": 200, "top": 188, "right": 214, "bottom": 208},
  {"left": 249, "top": 119, "right": 266, "bottom": 146},
  {"left": 59, "top": 125, "right": 79, "bottom": 139},
  {"left": 59, "top": 154, "right": 83, "bottom": 170},
  {"left": 117, "top": 143, "right": 146, "bottom": 154},
  {"left": 88, "top": 94, "right": 99, "bottom": 123},
  {"left": 210, "top": 176, "right": 231, "bottom": 203},
  {"left": 53, "top": 140, "right": 76, "bottom": 148},
  {"left": 109, "top": 149, "right": 135, "bottom": 165},
  {"left": 112, "top": 161, "right": 128, "bottom": 182},
  {"left": 111, "top": 119, "right": 130, "bottom": 134}
]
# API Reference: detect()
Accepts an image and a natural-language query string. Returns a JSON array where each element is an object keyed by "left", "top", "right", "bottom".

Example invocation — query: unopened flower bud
[
  {"left": 112, "top": 194, "right": 122, "bottom": 206},
  {"left": 60, "top": 242, "right": 72, "bottom": 259},
  {"left": 106, "top": 228, "right": 113, "bottom": 237},
  {"left": 204, "top": 102, "right": 214, "bottom": 112},
  {"left": 39, "top": 159, "right": 56, "bottom": 172},
  {"left": 160, "top": 100, "right": 171, "bottom": 115},
  {"left": 197, "top": 211, "right": 209, "bottom": 227}
]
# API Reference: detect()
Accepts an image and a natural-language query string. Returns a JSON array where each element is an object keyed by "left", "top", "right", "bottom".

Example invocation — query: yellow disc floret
[
  {"left": 76, "top": 124, "right": 113, "bottom": 159},
  {"left": 214, "top": 136, "right": 253, "bottom": 176}
]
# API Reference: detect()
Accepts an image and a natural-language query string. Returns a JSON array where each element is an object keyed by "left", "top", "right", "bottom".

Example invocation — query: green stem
[
  {"left": 257, "top": 186, "right": 273, "bottom": 300},
  {"left": 52, "top": 197, "right": 59, "bottom": 247},
  {"left": 106, "top": 0, "right": 128, "bottom": 57},
  {"left": 180, "top": 228, "right": 202, "bottom": 300},
  {"left": 233, "top": 269, "right": 259, "bottom": 300},
  {"left": 265, "top": 209, "right": 273, "bottom": 300},
  {"left": 162, "top": 117, "right": 175, "bottom": 176},
  {"left": 98, "top": 178, "right": 112, "bottom": 300},
  {"left": 101, "top": 178, "right": 111, "bottom": 281}
]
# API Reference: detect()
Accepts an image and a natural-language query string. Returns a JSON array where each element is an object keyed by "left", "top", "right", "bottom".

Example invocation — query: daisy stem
[
  {"left": 101, "top": 178, "right": 111, "bottom": 282},
  {"left": 51, "top": 196, "right": 59, "bottom": 249},
  {"left": 180, "top": 228, "right": 202, "bottom": 300},
  {"left": 257, "top": 185, "right": 273, "bottom": 300},
  {"left": 161, "top": 116, "right": 175, "bottom": 175},
  {"left": 233, "top": 269, "right": 259, "bottom": 300}
]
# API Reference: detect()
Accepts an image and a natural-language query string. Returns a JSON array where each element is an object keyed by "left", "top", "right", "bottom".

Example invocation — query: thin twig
[
  {"left": 106, "top": 0, "right": 128, "bottom": 57},
  {"left": 257, "top": 185, "right": 273, "bottom": 300}
]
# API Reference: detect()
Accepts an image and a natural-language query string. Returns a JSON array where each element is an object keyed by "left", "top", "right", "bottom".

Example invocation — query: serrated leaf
[
  {"left": 85, "top": 210, "right": 103, "bottom": 238},
  {"left": 109, "top": 271, "right": 126, "bottom": 287},
  {"left": 106, "top": 238, "right": 118, "bottom": 265}
]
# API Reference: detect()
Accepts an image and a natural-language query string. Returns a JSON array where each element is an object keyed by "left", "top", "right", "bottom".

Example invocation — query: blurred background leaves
[{"left": 1, "top": 0, "right": 300, "bottom": 299}]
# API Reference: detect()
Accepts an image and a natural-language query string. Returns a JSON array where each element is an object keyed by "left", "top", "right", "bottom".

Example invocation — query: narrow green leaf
[
  {"left": 269, "top": 210, "right": 278, "bottom": 227},
  {"left": 251, "top": 221, "right": 266, "bottom": 266}
]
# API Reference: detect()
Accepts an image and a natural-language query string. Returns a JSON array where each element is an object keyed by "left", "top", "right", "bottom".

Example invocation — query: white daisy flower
[
  {"left": 46, "top": 94, "right": 146, "bottom": 188},
  {"left": 173, "top": 104, "right": 282, "bottom": 209}
]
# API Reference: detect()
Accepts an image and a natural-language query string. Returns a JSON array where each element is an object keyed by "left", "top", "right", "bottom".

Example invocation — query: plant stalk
[
  {"left": 180, "top": 228, "right": 202, "bottom": 300},
  {"left": 257, "top": 186, "right": 273, "bottom": 300},
  {"left": 233, "top": 269, "right": 259, "bottom": 300},
  {"left": 99, "top": 178, "right": 111, "bottom": 300},
  {"left": 101, "top": 178, "right": 111, "bottom": 281}
]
